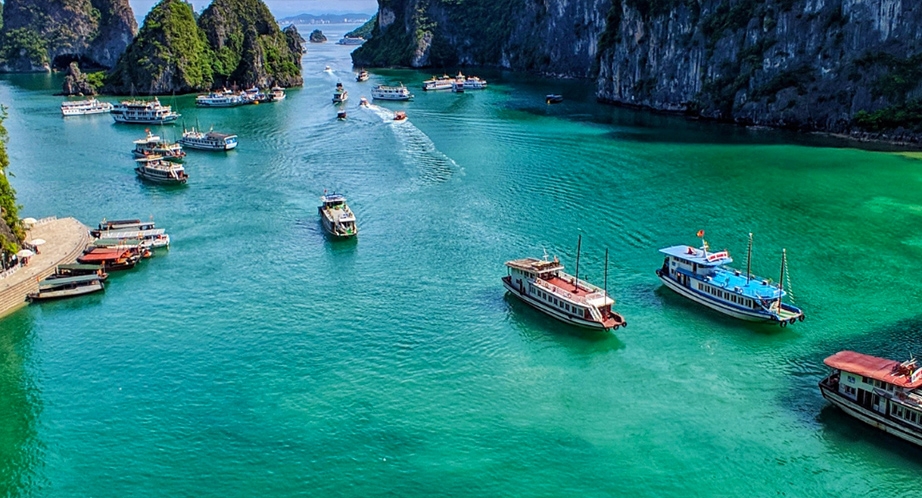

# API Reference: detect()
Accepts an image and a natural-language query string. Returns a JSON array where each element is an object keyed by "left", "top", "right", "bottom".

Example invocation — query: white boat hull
[
  {"left": 29, "top": 282, "right": 104, "bottom": 301},
  {"left": 820, "top": 383, "right": 922, "bottom": 448},
  {"left": 114, "top": 115, "right": 179, "bottom": 125},
  {"left": 657, "top": 272, "right": 770, "bottom": 321},
  {"left": 502, "top": 279, "right": 612, "bottom": 331}
]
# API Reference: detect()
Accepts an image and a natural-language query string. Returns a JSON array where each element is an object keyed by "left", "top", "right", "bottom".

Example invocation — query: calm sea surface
[{"left": 2, "top": 24, "right": 922, "bottom": 496}]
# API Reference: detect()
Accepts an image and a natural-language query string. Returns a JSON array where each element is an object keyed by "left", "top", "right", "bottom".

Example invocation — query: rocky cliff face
[
  {"left": 352, "top": 0, "right": 611, "bottom": 77},
  {"left": 199, "top": 0, "right": 303, "bottom": 88},
  {"left": 357, "top": 0, "right": 922, "bottom": 136},
  {"left": 62, "top": 61, "right": 96, "bottom": 95},
  {"left": 104, "top": 0, "right": 213, "bottom": 95},
  {"left": 0, "top": 0, "right": 137, "bottom": 72}
]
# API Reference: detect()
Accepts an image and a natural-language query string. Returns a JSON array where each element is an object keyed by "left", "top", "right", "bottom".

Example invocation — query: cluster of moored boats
[
  {"left": 28, "top": 218, "right": 171, "bottom": 301},
  {"left": 421, "top": 71, "right": 488, "bottom": 93},
  {"left": 130, "top": 127, "right": 237, "bottom": 185},
  {"left": 195, "top": 86, "right": 287, "bottom": 107},
  {"left": 59, "top": 86, "right": 287, "bottom": 120}
]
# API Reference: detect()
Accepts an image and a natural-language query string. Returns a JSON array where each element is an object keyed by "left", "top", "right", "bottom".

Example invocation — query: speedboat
[
  {"left": 270, "top": 86, "right": 286, "bottom": 102},
  {"left": 333, "top": 82, "right": 348, "bottom": 104},
  {"left": 359, "top": 97, "right": 369, "bottom": 107},
  {"left": 394, "top": 111, "right": 407, "bottom": 121},
  {"left": 338, "top": 110, "right": 347, "bottom": 120},
  {"left": 356, "top": 69, "right": 369, "bottom": 82}
]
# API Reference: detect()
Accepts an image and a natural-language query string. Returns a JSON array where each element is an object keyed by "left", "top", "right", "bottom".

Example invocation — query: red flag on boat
[{"left": 696, "top": 230, "right": 705, "bottom": 238}]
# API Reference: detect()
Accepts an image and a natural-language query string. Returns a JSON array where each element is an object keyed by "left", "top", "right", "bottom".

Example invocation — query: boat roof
[
  {"left": 38, "top": 274, "right": 100, "bottom": 288},
  {"left": 322, "top": 194, "right": 346, "bottom": 203},
  {"left": 57, "top": 263, "right": 103, "bottom": 271},
  {"left": 79, "top": 249, "right": 131, "bottom": 261},
  {"left": 825, "top": 351, "right": 922, "bottom": 389},
  {"left": 94, "top": 238, "right": 143, "bottom": 246},
  {"left": 205, "top": 132, "right": 236, "bottom": 139},
  {"left": 660, "top": 245, "right": 732, "bottom": 266},
  {"left": 135, "top": 155, "right": 164, "bottom": 162},
  {"left": 505, "top": 257, "right": 564, "bottom": 274},
  {"left": 703, "top": 266, "right": 785, "bottom": 300},
  {"left": 98, "top": 228, "right": 165, "bottom": 238}
]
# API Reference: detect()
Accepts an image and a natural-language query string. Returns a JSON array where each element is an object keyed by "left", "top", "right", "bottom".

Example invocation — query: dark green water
[{"left": 2, "top": 24, "right": 922, "bottom": 496}]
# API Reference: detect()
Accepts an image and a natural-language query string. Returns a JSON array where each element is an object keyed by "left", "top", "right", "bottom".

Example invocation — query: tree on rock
[{"left": 309, "top": 29, "right": 327, "bottom": 43}]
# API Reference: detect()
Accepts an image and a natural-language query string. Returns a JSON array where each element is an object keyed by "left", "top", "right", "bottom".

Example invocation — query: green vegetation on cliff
[
  {"left": 0, "top": 109, "right": 24, "bottom": 257},
  {"left": 345, "top": 14, "right": 376, "bottom": 39},
  {"left": 105, "top": 0, "right": 212, "bottom": 94}
]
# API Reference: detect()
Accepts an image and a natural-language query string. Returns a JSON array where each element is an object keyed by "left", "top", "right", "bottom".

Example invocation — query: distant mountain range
[{"left": 278, "top": 14, "right": 371, "bottom": 25}]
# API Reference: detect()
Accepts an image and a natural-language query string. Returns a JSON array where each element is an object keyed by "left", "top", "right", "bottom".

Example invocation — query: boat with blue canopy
[
  {"left": 655, "top": 232, "right": 804, "bottom": 326},
  {"left": 28, "top": 274, "right": 105, "bottom": 301}
]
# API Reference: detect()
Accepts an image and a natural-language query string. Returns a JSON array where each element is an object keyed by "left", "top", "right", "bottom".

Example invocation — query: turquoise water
[{"left": 2, "top": 24, "right": 922, "bottom": 496}]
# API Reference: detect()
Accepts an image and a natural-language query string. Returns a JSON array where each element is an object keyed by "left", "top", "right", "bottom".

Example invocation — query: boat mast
[
  {"left": 604, "top": 248, "right": 609, "bottom": 300},
  {"left": 777, "top": 249, "right": 786, "bottom": 311},
  {"left": 747, "top": 232, "right": 753, "bottom": 284},
  {"left": 574, "top": 234, "right": 582, "bottom": 294}
]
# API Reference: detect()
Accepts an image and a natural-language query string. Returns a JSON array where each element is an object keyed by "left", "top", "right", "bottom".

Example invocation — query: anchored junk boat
[
  {"left": 111, "top": 98, "right": 180, "bottom": 124},
  {"left": 820, "top": 351, "right": 922, "bottom": 448},
  {"left": 503, "top": 237, "right": 626, "bottom": 331},
  {"left": 134, "top": 156, "right": 189, "bottom": 184},
  {"left": 318, "top": 193, "right": 357, "bottom": 238},
  {"left": 371, "top": 84, "right": 413, "bottom": 101},
  {"left": 132, "top": 129, "right": 185, "bottom": 162},
  {"left": 179, "top": 127, "right": 238, "bottom": 151},
  {"left": 655, "top": 232, "right": 804, "bottom": 325}
]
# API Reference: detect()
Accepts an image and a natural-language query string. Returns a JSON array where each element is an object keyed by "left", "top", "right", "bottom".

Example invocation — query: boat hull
[
  {"left": 179, "top": 141, "right": 237, "bottom": 151},
  {"left": 319, "top": 216, "right": 357, "bottom": 238},
  {"left": 502, "top": 277, "right": 617, "bottom": 331},
  {"left": 135, "top": 167, "right": 187, "bottom": 184},
  {"left": 29, "top": 282, "right": 104, "bottom": 301},
  {"left": 113, "top": 115, "right": 178, "bottom": 125},
  {"left": 656, "top": 271, "right": 772, "bottom": 322},
  {"left": 819, "top": 381, "right": 922, "bottom": 448}
]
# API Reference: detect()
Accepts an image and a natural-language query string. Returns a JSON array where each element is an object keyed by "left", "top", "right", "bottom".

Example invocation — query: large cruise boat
[
  {"left": 318, "top": 193, "right": 357, "bottom": 238},
  {"left": 61, "top": 98, "right": 113, "bottom": 116},
  {"left": 134, "top": 156, "right": 188, "bottom": 184},
  {"left": 195, "top": 90, "right": 251, "bottom": 107},
  {"left": 820, "top": 351, "right": 922, "bottom": 447},
  {"left": 503, "top": 238, "right": 626, "bottom": 331},
  {"left": 655, "top": 232, "right": 804, "bottom": 325},
  {"left": 422, "top": 74, "right": 453, "bottom": 91},
  {"left": 371, "top": 84, "right": 413, "bottom": 101},
  {"left": 179, "top": 128, "right": 238, "bottom": 151},
  {"left": 112, "top": 98, "right": 180, "bottom": 124}
]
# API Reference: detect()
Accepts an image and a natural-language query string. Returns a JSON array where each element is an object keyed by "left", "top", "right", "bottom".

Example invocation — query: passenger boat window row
[
  {"left": 532, "top": 287, "right": 585, "bottom": 317},
  {"left": 695, "top": 282, "right": 758, "bottom": 309},
  {"left": 865, "top": 377, "right": 896, "bottom": 392},
  {"left": 891, "top": 404, "right": 922, "bottom": 426}
]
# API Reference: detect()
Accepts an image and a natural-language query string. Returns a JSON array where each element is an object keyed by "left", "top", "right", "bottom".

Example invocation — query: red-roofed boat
[
  {"left": 77, "top": 247, "right": 140, "bottom": 271},
  {"left": 502, "top": 236, "right": 626, "bottom": 331},
  {"left": 819, "top": 350, "right": 922, "bottom": 447}
]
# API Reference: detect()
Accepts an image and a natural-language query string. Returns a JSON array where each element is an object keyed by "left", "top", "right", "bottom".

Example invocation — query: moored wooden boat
[
  {"left": 135, "top": 156, "right": 189, "bottom": 184},
  {"left": 47, "top": 263, "right": 108, "bottom": 281},
  {"left": 318, "top": 193, "right": 357, "bottom": 238},
  {"left": 78, "top": 247, "right": 140, "bottom": 270},
  {"left": 28, "top": 274, "right": 104, "bottom": 301}
]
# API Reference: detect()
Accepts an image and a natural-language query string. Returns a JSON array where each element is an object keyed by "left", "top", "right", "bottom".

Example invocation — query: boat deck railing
[{"left": 534, "top": 277, "right": 605, "bottom": 306}]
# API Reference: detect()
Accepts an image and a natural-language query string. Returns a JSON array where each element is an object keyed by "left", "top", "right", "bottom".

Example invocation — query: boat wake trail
[{"left": 363, "top": 104, "right": 461, "bottom": 187}]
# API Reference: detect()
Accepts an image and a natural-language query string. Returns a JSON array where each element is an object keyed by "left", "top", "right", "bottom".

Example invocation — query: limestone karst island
[{"left": 0, "top": 1, "right": 921, "bottom": 496}]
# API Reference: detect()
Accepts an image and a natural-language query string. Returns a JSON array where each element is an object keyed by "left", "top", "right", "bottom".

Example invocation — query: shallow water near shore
[{"left": 1, "top": 24, "right": 922, "bottom": 496}]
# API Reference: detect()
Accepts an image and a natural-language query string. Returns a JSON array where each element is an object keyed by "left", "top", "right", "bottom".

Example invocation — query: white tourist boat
[
  {"left": 337, "top": 36, "right": 365, "bottom": 45},
  {"left": 61, "top": 98, "right": 113, "bottom": 116},
  {"left": 95, "top": 228, "right": 171, "bottom": 248},
  {"left": 28, "top": 274, "right": 104, "bottom": 301},
  {"left": 270, "top": 86, "right": 286, "bottom": 101},
  {"left": 318, "top": 193, "right": 357, "bottom": 238},
  {"left": 503, "top": 237, "right": 626, "bottom": 331},
  {"left": 463, "top": 75, "right": 488, "bottom": 89},
  {"left": 132, "top": 129, "right": 185, "bottom": 162},
  {"left": 371, "top": 84, "right": 413, "bottom": 101},
  {"left": 195, "top": 90, "right": 251, "bottom": 107},
  {"left": 422, "top": 74, "right": 453, "bottom": 91},
  {"left": 178, "top": 128, "right": 238, "bottom": 151},
  {"left": 820, "top": 351, "right": 922, "bottom": 448},
  {"left": 112, "top": 98, "right": 180, "bottom": 124},
  {"left": 134, "top": 156, "right": 188, "bottom": 184}
]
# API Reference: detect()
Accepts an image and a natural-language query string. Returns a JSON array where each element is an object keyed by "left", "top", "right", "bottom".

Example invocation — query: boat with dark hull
[
  {"left": 820, "top": 351, "right": 922, "bottom": 448},
  {"left": 134, "top": 156, "right": 189, "bottom": 184},
  {"left": 503, "top": 237, "right": 626, "bottom": 331},
  {"left": 47, "top": 263, "right": 108, "bottom": 281},
  {"left": 28, "top": 274, "right": 104, "bottom": 301},
  {"left": 78, "top": 247, "right": 141, "bottom": 271}
]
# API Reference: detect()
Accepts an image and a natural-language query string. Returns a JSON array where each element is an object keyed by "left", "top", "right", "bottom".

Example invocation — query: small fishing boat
[
  {"left": 333, "top": 82, "right": 348, "bottom": 104},
  {"left": 546, "top": 94, "right": 564, "bottom": 104},
  {"left": 324, "top": 66, "right": 333, "bottom": 73},
  {"left": 422, "top": 74, "right": 453, "bottom": 91},
  {"left": 134, "top": 156, "right": 189, "bottom": 184},
  {"left": 337, "top": 110, "right": 347, "bottom": 120},
  {"left": 47, "top": 263, "right": 108, "bottom": 281},
  {"left": 269, "top": 86, "right": 286, "bottom": 101},
  {"left": 132, "top": 129, "right": 185, "bottom": 162},
  {"left": 61, "top": 99, "right": 113, "bottom": 116},
  {"left": 503, "top": 237, "right": 626, "bottom": 331},
  {"left": 820, "top": 351, "right": 922, "bottom": 448},
  {"left": 112, "top": 98, "right": 180, "bottom": 124},
  {"left": 28, "top": 274, "right": 104, "bottom": 301},
  {"left": 179, "top": 127, "right": 238, "bottom": 151},
  {"left": 356, "top": 69, "right": 369, "bottom": 82},
  {"left": 318, "top": 193, "right": 357, "bottom": 238},
  {"left": 359, "top": 97, "right": 369, "bottom": 107},
  {"left": 655, "top": 232, "right": 804, "bottom": 325},
  {"left": 92, "top": 218, "right": 156, "bottom": 237},
  {"left": 77, "top": 247, "right": 140, "bottom": 270},
  {"left": 394, "top": 111, "right": 407, "bottom": 121},
  {"left": 371, "top": 84, "right": 413, "bottom": 101}
]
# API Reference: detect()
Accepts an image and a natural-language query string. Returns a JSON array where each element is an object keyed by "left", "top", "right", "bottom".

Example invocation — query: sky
[{"left": 128, "top": 0, "right": 378, "bottom": 19}]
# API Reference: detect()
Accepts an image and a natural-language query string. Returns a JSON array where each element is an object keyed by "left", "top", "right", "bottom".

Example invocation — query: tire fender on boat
[
  {"left": 799, "top": 315, "right": 805, "bottom": 322},
  {"left": 780, "top": 320, "right": 787, "bottom": 328},
  {"left": 622, "top": 321, "right": 628, "bottom": 328}
]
